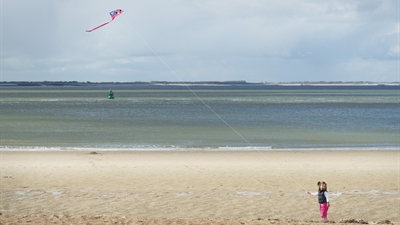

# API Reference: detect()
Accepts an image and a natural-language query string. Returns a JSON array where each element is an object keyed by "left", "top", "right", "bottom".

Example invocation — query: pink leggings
[{"left": 319, "top": 203, "right": 329, "bottom": 221}]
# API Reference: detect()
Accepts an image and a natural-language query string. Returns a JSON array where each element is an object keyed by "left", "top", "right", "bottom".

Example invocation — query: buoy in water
[{"left": 108, "top": 89, "right": 114, "bottom": 99}]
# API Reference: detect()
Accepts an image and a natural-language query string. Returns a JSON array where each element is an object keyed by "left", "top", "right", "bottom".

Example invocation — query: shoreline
[
  {"left": 1, "top": 150, "right": 399, "bottom": 224},
  {"left": 1, "top": 147, "right": 399, "bottom": 151}
]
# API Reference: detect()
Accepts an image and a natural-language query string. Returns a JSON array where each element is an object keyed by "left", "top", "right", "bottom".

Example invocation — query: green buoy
[{"left": 108, "top": 89, "right": 114, "bottom": 99}]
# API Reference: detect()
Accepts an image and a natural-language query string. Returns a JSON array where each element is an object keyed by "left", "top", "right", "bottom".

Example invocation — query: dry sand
[{"left": 0, "top": 150, "right": 399, "bottom": 224}]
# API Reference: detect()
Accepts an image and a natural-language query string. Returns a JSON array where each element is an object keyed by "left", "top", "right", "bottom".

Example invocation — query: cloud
[
  {"left": 1, "top": 0, "right": 399, "bottom": 82},
  {"left": 387, "top": 44, "right": 399, "bottom": 57},
  {"left": 337, "top": 57, "right": 398, "bottom": 81}
]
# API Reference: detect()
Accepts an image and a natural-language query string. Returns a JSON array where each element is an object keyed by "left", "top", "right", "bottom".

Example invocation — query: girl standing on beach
[{"left": 307, "top": 181, "right": 330, "bottom": 222}]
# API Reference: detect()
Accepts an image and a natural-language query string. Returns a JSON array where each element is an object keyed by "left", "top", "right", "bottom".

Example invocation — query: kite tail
[{"left": 86, "top": 20, "right": 112, "bottom": 32}]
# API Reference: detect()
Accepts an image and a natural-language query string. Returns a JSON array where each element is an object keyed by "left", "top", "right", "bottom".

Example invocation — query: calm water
[{"left": 1, "top": 85, "right": 399, "bottom": 150}]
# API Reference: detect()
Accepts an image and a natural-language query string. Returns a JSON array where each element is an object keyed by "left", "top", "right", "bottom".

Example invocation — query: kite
[{"left": 86, "top": 9, "right": 124, "bottom": 32}]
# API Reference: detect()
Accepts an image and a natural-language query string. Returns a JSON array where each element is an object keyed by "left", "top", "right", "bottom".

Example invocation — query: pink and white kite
[{"left": 86, "top": 9, "right": 124, "bottom": 32}]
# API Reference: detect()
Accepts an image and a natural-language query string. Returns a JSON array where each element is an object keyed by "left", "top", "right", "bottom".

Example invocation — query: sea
[{"left": 1, "top": 84, "right": 399, "bottom": 151}]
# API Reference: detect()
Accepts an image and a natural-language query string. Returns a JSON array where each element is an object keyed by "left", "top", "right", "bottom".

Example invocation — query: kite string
[
  {"left": 123, "top": 18, "right": 251, "bottom": 147},
  {"left": 122, "top": 17, "right": 307, "bottom": 191}
]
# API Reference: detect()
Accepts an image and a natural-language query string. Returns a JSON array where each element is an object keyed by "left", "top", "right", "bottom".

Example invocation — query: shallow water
[{"left": 1, "top": 86, "right": 399, "bottom": 150}]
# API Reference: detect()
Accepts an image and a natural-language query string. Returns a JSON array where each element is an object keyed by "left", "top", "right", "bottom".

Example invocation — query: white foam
[{"left": 1, "top": 146, "right": 398, "bottom": 152}]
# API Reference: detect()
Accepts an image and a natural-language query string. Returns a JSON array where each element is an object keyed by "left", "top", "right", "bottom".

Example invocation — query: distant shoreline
[{"left": 0, "top": 80, "right": 399, "bottom": 87}]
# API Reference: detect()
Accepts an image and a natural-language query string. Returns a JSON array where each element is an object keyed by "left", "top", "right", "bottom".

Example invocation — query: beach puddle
[
  {"left": 46, "top": 190, "right": 62, "bottom": 195},
  {"left": 235, "top": 191, "right": 261, "bottom": 197},
  {"left": 174, "top": 192, "right": 193, "bottom": 197}
]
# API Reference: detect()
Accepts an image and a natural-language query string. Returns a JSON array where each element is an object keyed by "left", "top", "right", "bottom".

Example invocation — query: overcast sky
[{"left": 1, "top": 0, "right": 399, "bottom": 82}]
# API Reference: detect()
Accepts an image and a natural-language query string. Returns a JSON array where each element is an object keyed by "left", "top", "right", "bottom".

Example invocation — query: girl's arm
[
  {"left": 325, "top": 192, "right": 330, "bottom": 207},
  {"left": 324, "top": 191, "right": 330, "bottom": 202},
  {"left": 306, "top": 191, "right": 318, "bottom": 195}
]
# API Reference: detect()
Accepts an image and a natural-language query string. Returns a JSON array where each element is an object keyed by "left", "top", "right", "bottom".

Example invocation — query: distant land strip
[{"left": 0, "top": 80, "right": 399, "bottom": 87}]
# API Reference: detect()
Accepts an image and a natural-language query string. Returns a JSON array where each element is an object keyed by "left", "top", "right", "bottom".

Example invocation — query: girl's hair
[{"left": 317, "top": 181, "right": 328, "bottom": 192}]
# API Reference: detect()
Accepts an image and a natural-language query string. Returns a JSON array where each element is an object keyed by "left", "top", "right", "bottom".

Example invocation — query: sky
[{"left": 1, "top": 0, "right": 399, "bottom": 83}]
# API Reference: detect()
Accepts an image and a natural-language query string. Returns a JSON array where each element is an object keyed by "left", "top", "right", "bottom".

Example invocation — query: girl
[{"left": 307, "top": 181, "right": 330, "bottom": 222}]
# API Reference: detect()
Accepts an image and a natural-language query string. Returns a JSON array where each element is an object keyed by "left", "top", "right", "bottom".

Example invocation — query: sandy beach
[{"left": 0, "top": 150, "right": 399, "bottom": 224}]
